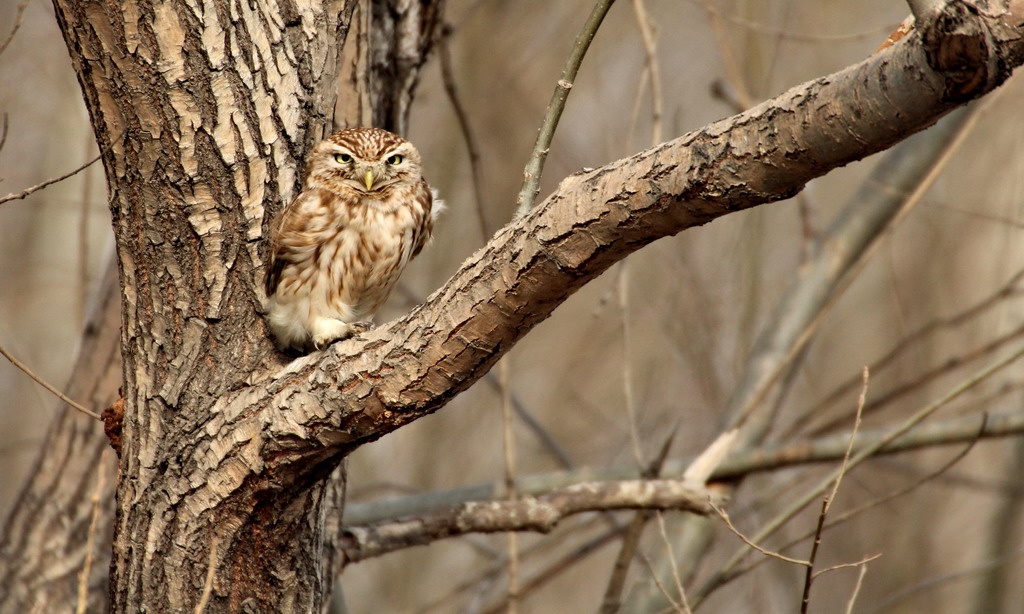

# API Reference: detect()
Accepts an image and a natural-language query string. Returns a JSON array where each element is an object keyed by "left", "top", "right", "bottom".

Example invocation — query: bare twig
[
  {"left": 695, "top": 345, "right": 1024, "bottom": 606},
  {"left": 827, "top": 367, "right": 868, "bottom": 511},
  {"left": 437, "top": 25, "right": 489, "bottom": 241},
  {"left": 481, "top": 528, "right": 623, "bottom": 614},
  {"left": 599, "top": 511, "right": 651, "bottom": 614},
  {"left": 598, "top": 429, "right": 677, "bottom": 614},
  {"left": 686, "top": 0, "right": 900, "bottom": 43},
  {"left": 513, "top": 0, "right": 617, "bottom": 218},
  {"left": 801, "top": 367, "right": 869, "bottom": 613},
  {"left": 865, "top": 549, "right": 1024, "bottom": 614},
  {"left": 845, "top": 564, "right": 870, "bottom": 614},
  {"left": 347, "top": 407, "right": 1024, "bottom": 527},
  {"left": 498, "top": 359, "right": 520, "bottom": 612},
  {"left": 0, "top": 154, "right": 102, "bottom": 206},
  {"left": 703, "top": 7, "right": 754, "bottom": 110},
  {"left": 731, "top": 417, "right": 987, "bottom": 586},
  {"left": 618, "top": 263, "right": 644, "bottom": 466},
  {"left": 0, "top": 113, "right": 9, "bottom": 155},
  {"left": 795, "top": 267, "right": 1024, "bottom": 434},
  {"left": 654, "top": 511, "right": 691, "bottom": 612},
  {"left": 75, "top": 450, "right": 109, "bottom": 614},
  {"left": 631, "top": 0, "right": 662, "bottom": 145},
  {"left": 710, "top": 502, "right": 809, "bottom": 567},
  {"left": 814, "top": 553, "right": 882, "bottom": 579},
  {"left": 638, "top": 551, "right": 687, "bottom": 613},
  {"left": 0, "top": 342, "right": 100, "bottom": 420},
  {"left": 340, "top": 478, "right": 716, "bottom": 565},
  {"left": 0, "top": 0, "right": 29, "bottom": 58}
]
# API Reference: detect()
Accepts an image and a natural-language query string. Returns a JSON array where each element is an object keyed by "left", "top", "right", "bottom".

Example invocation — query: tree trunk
[{"left": 43, "top": 0, "right": 442, "bottom": 610}]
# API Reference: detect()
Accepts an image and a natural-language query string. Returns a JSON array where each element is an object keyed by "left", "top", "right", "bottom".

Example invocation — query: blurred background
[{"left": 3, "top": 0, "right": 1024, "bottom": 612}]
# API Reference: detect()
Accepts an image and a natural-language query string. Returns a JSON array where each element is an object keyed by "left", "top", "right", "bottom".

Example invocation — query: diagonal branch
[{"left": 243, "top": 0, "right": 1024, "bottom": 465}]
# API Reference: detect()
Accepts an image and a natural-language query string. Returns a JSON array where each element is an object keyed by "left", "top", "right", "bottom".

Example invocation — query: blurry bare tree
[{"left": 2, "top": 0, "right": 1024, "bottom": 612}]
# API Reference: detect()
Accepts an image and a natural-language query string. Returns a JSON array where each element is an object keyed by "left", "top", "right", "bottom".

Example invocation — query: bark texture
[{"left": 3, "top": 1, "right": 1023, "bottom": 612}]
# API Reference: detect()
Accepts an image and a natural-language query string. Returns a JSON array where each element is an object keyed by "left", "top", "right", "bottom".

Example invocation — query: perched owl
[{"left": 265, "top": 128, "right": 440, "bottom": 352}]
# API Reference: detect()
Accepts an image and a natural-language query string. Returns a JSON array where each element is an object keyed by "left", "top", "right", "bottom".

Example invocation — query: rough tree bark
[{"left": 2, "top": 0, "right": 1023, "bottom": 612}]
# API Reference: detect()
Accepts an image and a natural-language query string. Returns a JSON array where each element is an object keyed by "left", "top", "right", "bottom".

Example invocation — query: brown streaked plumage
[{"left": 265, "top": 128, "right": 440, "bottom": 352}]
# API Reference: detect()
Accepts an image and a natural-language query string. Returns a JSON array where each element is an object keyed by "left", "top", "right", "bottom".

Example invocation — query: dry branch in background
[{"left": 341, "top": 478, "right": 718, "bottom": 565}]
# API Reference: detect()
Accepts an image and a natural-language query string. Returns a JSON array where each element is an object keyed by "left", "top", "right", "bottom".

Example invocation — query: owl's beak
[{"left": 363, "top": 169, "right": 376, "bottom": 191}]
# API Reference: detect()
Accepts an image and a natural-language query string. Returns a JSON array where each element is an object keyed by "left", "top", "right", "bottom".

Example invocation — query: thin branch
[
  {"left": 686, "top": 0, "right": 901, "bottom": 43},
  {"left": 340, "top": 478, "right": 716, "bottom": 566},
  {"left": 654, "top": 511, "right": 691, "bottom": 612},
  {"left": 0, "top": 342, "right": 100, "bottom": 420},
  {"left": 598, "top": 429, "right": 677, "bottom": 614},
  {"left": 864, "top": 548, "right": 1024, "bottom": 614},
  {"left": 498, "top": 359, "right": 520, "bottom": 612},
  {"left": 618, "top": 263, "right": 644, "bottom": 466},
  {"left": 845, "top": 564, "right": 870, "bottom": 614},
  {"left": 827, "top": 367, "right": 869, "bottom": 511},
  {"left": 795, "top": 266, "right": 1024, "bottom": 433},
  {"left": 513, "top": 0, "right": 617, "bottom": 218},
  {"left": 0, "top": 0, "right": 29, "bottom": 58},
  {"left": 631, "top": 0, "right": 663, "bottom": 145},
  {"left": 808, "top": 323, "right": 1024, "bottom": 436},
  {"left": 729, "top": 417, "right": 987, "bottom": 587},
  {"left": 346, "top": 406, "right": 1024, "bottom": 526},
  {"left": 710, "top": 502, "right": 810, "bottom": 567},
  {"left": 0, "top": 113, "right": 9, "bottom": 155},
  {"left": 437, "top": 24, "right": 489, "bottom": 241},
  {"left": 481, "top": 527, "right": 623, "bottom": 614},
  {"left": 598, "top": 511, "right": 651, "bottom": 614},
  {"left": 695, "top": 344, "right": 1024, "bottom": 605},
  {"left": 75, "top": 450, "right": 108, "bottom": 614},
  {"left": 813, "top": 553, "right": 882, "bottom": 580},
  {"left": 0, "top": 154, "right": 101, "bottom": 206},
  {"left": 801, "top": 367, "right": 869, "bottom": 614},
  {"left": 638, "top": 551, "right": 687, "bottom": 613}
]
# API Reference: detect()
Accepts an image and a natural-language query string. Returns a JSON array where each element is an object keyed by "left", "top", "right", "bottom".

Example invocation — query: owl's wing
[
  {"left": 265, "top": 189, "right": 322, "bottom": 296},
  {"left": 410, "top": 183, "right": 438, "bottom": 260}
]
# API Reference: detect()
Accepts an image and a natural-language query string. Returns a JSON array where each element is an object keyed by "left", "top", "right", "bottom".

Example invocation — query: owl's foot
[
  {"left": 309, "top": 319, "right": 376, "bottom": 349},
  {"left": 349, "top": 321, "right": 376, "bottom": 334}
]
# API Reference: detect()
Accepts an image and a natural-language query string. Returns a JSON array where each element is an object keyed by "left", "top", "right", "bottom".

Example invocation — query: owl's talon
[{"left": 350, "top": 321, "right": 376, "bottom": 333}]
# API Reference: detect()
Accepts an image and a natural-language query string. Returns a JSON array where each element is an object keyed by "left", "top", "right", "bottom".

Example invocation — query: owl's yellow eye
[
  {"left": 334, "top": 153, "right": 353, "bottom": 164},
  {"left": 386, "top": 154, "right": 403, "bottom": 165}
]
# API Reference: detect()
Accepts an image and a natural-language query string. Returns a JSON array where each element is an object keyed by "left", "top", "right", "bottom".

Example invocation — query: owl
[{"left": 265, "top": 128, "right": 440, "bottom": 352}]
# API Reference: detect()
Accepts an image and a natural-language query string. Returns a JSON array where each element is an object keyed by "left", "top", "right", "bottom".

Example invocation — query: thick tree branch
[{"left": 246, "top": 0, "right": 1024, "bottom": 465}]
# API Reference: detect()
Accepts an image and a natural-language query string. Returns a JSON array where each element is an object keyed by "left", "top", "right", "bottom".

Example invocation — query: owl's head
[{"left": 307, "top": 128, "right": 423, "bottom": 196}]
